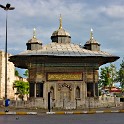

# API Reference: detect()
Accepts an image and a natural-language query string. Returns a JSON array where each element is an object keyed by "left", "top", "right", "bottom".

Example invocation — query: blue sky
[{"left": 0, "top": 0, "right": 124, "bottom": 74}]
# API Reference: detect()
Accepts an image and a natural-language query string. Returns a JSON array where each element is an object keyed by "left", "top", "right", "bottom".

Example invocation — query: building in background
[
  {"left": 10, "top": 16, "right": 119, "bottom": 108},
  {"left": 0, "top": 50, "right": 15, "bottom": 99},
  {"left": 0, "top": 50, "right": 28, "bottom": 101}
]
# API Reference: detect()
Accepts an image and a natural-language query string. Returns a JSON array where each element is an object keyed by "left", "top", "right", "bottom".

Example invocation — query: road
[{"left": 0, "top": 113, "right": 124, "bottom": 124}]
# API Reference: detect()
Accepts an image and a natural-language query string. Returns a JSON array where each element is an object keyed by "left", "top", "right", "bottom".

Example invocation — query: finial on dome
[
  {"left": 33, "top": 28, "right": 36, "bottom": 38},
  {"left": 59, "top": 14, "right": 62, "bottom": 29},
  {"left": 90, "top": 28, "right": 93, "bottom": 40}
]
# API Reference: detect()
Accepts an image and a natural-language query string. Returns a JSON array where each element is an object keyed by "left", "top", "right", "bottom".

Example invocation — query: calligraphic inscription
[{"left": 47, "top": 73, "right": 83, "bottom": 81}]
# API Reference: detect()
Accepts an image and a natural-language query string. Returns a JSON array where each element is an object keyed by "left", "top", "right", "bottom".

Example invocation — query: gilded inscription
[{"left": 47, "top": 73, "right": 83, "bottom": 81}]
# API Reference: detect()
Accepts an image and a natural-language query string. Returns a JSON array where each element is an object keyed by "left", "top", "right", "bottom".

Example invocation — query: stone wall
[
  {"left": 0, "top": 51, "right": 15, "bottom": 99},
  {"left": 7, "top": 96, "right": 121, "bottom": 109}
]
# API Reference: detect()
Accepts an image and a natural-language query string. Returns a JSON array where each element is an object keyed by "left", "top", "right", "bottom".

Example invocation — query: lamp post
[{"left": 0, "top": 3, "right": 15, "bottom": 109}]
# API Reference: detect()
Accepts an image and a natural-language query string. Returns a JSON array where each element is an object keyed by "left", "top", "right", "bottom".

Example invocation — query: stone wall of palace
[{"left": 0, "top": 51, "right": 15, "bottom": 99}]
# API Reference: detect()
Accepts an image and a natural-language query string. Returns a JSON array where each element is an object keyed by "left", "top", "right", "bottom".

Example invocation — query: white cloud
[
  {"left": 102, "top": 5, "right": 124, "bottom": 18},
  {"left": 0, "top": 0, "right": 123, "bottom": 66}
]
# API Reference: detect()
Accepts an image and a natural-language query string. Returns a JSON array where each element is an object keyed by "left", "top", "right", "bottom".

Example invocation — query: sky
[{"left": 0, "top": 0, "right": 124, "bottom": 75}]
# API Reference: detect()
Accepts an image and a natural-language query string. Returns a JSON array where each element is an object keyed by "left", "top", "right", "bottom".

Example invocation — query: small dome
[
  {"left": 27, "top": 28, "right": 42, "bottom": 43},
  {"left": 28, "top": 37, "right": 41, "bottom": 43},
  {"left": 51, "top": 15, "right": 71, "bottom": 38},
  {"left": 26, "top": 28, "right": 42, "bottom": 50},
  {"left": 85, "top": 28, "right": 100, "bottom": 45},
  {"left": 85, "top": 38, "right": 100, "bottom": 45},
  {"left": 84, "top": 28, "right": 100, "bottom": 51},
  {"left": 52, "top": 28, "right": 71, "bottom": 37}
]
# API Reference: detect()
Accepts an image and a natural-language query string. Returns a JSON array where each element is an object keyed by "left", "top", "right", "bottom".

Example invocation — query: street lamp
[{"left": 0, "top": 3, "right": 15, "bottom": 109}]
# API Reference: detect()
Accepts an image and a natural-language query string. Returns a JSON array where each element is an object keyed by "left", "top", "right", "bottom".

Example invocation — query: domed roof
[
  {"left": 52, "top": 28, "right": 71, "bottom": 37},
  {"left": 51, "top": 15, "right": 71, "bottom": 37},
  {"left": 28, "top": 37, "right": 41, "bottom": 43},
  {"left": 27, "top": 28, "right": 42, "bottom": 43},
  {"left": 85, "top": 28, "right": 100, "bottom": 45},
  {"left": 85, "top": 38, "right": 100, "bottom": 45}
]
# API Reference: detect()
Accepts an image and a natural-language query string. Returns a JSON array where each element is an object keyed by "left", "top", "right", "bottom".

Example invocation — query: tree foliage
[
  {"left": 23, "top": 70, "right": 29, "bottom": 77},
  {"left": 109, "top": 64, "right": 117, "bottom": 87},
  {"left": 15, "top": 69, "right": 20, "bottom": 77},
  {"left": 117, "top": 59, "right": 124, "bottom": 89},
  {"left": 99, "top": 66, "right": 110, "bottom": 88},
  {"left": 13, "top": 80, "right": 29, "bottom": 101},
  {"left": 99, "top": 64, "right": 117, "bottom": 90}
]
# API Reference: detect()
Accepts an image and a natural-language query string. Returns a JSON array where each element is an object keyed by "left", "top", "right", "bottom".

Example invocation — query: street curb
[
  {"left": 46, "top": 110, "right": 124, "bottom": 114},
  {"left": 0, "top": 112, "right": 37, "bottom": 115}
]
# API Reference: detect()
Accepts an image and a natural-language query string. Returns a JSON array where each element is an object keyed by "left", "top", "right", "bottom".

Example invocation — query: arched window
[
  {"left": 76, "top": 86, "right": 80, "bottom": 98},
  {"left": 50, "top": 86, "right": 54, "bottom": 99}
]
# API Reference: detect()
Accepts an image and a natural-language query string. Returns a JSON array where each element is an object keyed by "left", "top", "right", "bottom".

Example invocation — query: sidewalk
[
  {"left": 0, "top": 107, "right": 38, "bottom": 115},
  {"left": 0, "top": 106, "right": 124, "bottom": 115},
  {"left": 46, "top": 106, "right": 124, "bottom": 114}
]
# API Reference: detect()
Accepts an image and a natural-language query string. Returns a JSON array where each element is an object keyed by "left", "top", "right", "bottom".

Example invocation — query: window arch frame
[
  {"left": 75, "top": 86, "right": 80, "bottom": 99},
  {"left": 50, "top": 86, "right": 54, "bottom": 99}
]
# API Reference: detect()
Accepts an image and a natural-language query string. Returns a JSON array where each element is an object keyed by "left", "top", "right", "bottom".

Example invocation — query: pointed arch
[
  {"left": 76, "top": 86, "right": 80, "bottom": 98},
  {"left": 50, "top": 86, "right": 54, "bottom": 99}
]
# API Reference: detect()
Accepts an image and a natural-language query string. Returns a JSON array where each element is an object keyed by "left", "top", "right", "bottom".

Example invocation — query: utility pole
[{"left": 0, "top": 3, "right": 15, "bottom": 111}]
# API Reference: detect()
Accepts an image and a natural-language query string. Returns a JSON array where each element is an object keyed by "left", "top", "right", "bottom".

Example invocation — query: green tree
[
  {"left": 109, "top": 64, "right": 117, "bottom": 88},
  {"left": 15, "top": 69, "right": 20, "bottom": 77},
  {"left": 13, "top": 80, "right": 29, "bottom": 101},
  {"left": 99, "top": 64, "right": 117, "bottom": 90},
  {"left": 99, "top": 66, "right": 110, "bottom": 89},
  {"left": 117, "top": 59, "right": 124, "bottom": 90},
  {"left": 23, "top": 70, "right": 29, "bottom": 78}
]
